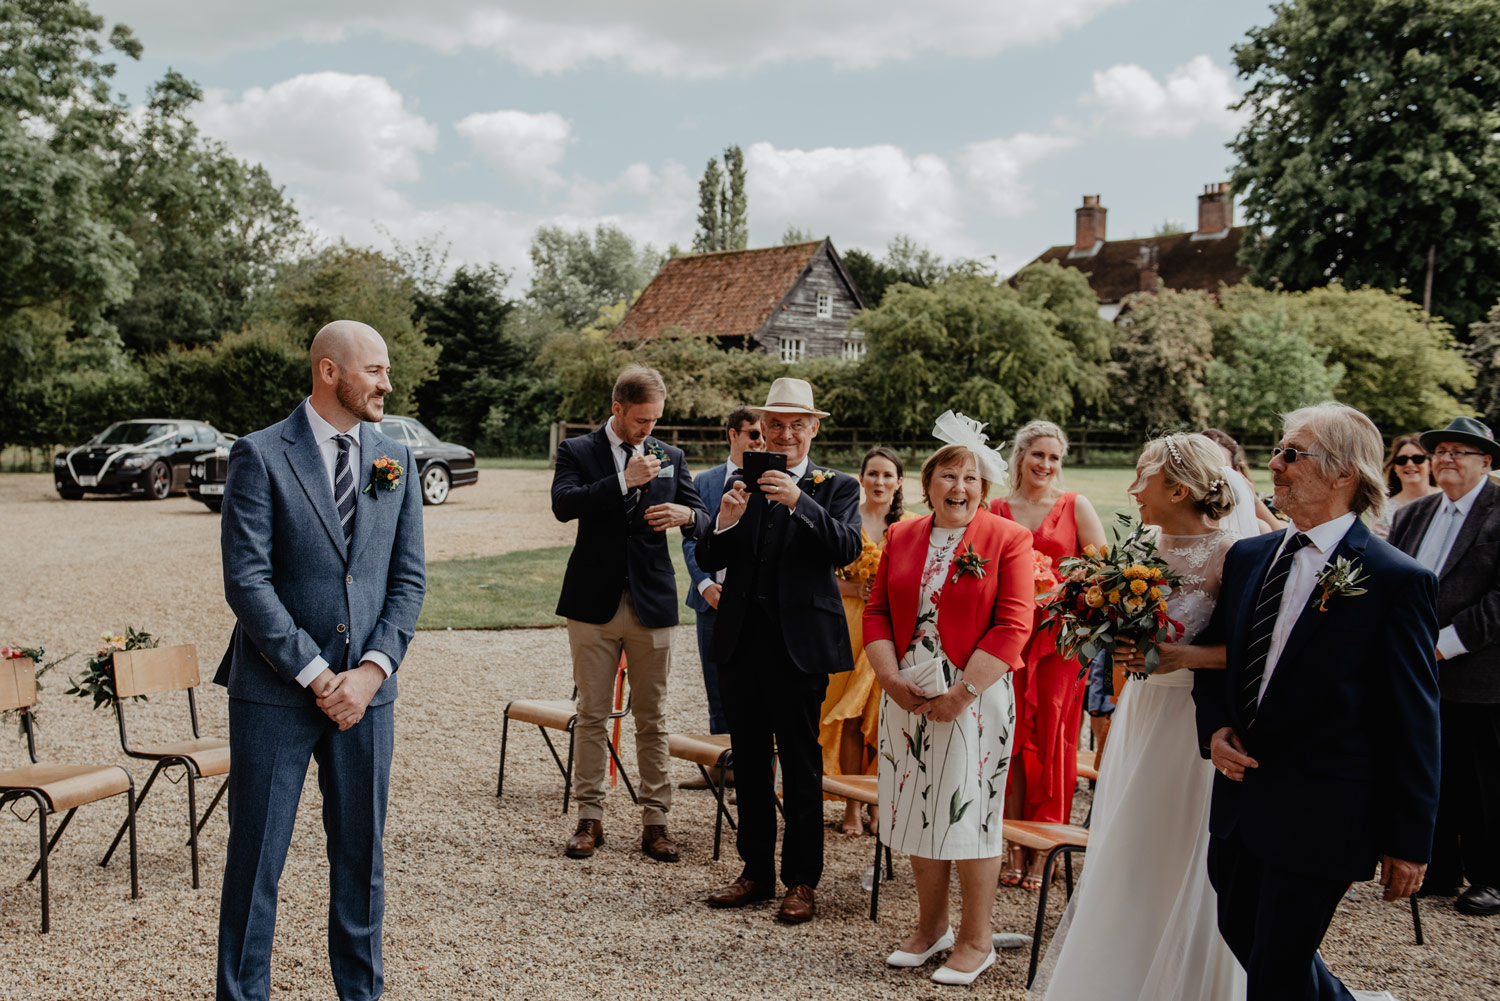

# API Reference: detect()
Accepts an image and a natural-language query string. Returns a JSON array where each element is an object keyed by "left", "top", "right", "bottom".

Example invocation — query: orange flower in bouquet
[
  {"left": 1031, "top": 550, "right": 1059, "bottom": 604},
  {"left": 836, "top": 538, "right": 884, "bottom": 583}
]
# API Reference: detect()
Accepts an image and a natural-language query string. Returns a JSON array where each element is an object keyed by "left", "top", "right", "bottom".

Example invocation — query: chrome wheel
[{"left": 422, "top": 464, "right": 451, "bottom": 505}]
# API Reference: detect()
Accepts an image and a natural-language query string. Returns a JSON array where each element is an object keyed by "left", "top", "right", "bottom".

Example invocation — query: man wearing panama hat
[
  {"left": 695, "top": 377, "right": 862, "bottom": 923},
  {"left": 1390, "top": 416, "right": 1500, "bottom": 916}
]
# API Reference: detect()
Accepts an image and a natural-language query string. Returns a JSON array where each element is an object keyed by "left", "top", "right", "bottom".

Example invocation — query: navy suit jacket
[
  {"left": 1191, "top": 519, "right": 1441, "bottom": 882},
  {"left": 552, "top": 426, "right": 708, "bottom": 630},
  {"left": 215, "top": 403, "right": 426, "bottom": 708},
  {"left": 683, "top": 461, "right": 730, "bottom": 614},
  {"left": 695, "top": 462, "right": 861, "bottom": 674}
]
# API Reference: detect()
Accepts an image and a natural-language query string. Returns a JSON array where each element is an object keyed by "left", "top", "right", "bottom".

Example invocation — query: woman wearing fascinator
[
  {"left": 864, "top": 412, "right": 1035, "bottom": 985},
  {"left": 992, "top": 421, "right": 1107, "bottom": 890}
]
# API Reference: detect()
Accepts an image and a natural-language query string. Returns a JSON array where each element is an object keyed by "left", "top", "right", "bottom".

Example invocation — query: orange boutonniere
[
  {"left": 950, "top": 543, "right": 991, "bottom": 584},
  {"left": 810, "top": 468, "right": 834, "bottom": 486},
  {"left": 364, "top": 455, "right": 404, "bottom": 494}
]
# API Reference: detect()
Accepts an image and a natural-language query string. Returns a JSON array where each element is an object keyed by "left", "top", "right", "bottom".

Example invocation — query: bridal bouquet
[
  {"left": 1031, "top": 549, "right": 1059, "bottom": 604},
  {"left": 1040, "top": 515, "right": 1185, "bottom": 676},
  {"left": 836, "top": 538, "right": 883, "bottom": 583}
]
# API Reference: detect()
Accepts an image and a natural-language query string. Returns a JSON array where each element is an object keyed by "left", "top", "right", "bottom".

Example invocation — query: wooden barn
[
  {"left": 1030, "top": 183, "right": 1249, "bottom": 320},
  {"left": 610, "top": 239, "right": 868, "bottom": 361}
]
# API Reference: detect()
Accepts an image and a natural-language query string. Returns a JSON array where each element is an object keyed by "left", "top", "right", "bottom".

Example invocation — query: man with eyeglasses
[
  {"left": 1390, "top": 416, "right": 1500, "bottom": 917},
  {"left": 682, "top": 406, "right": 765, "bottom": 743},
  {"left": 695, "top": 378, "right": 861, "bottom": 924},
  {"left": 1192, "top": 402, "right": 1440, "bottom": 1000}
]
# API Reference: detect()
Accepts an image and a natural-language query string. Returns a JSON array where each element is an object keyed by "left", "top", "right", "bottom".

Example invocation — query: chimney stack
[
  {"left": 1137, "top": 244, "right": 1160, "bottom": 292},
  {"left": 1074, "top": 195, "right": 1106, "bottom": 255},
  {"left": 1196, "top": 182, "right": 1233, "bottom": 236}
]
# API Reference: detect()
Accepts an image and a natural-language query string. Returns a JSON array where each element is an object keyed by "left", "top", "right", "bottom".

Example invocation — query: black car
[
  {"left": 54, "top": 420, "right": 235, "bottom": 501},
  {"left": 185, "top": 414, "right": 476, "bottom": 510}
]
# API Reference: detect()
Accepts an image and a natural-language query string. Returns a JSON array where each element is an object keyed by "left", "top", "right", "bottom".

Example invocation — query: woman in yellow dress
[{"left": 820, "top": 446, "right": 914, "bottom": 835}]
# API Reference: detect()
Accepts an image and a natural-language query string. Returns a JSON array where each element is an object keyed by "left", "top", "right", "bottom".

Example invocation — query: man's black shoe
[{"left": 1455, "top": 884, "right": 1500, "bottom": 916}]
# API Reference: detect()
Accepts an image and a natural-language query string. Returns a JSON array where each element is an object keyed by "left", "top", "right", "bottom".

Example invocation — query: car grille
[
  {"left": 205, "top": 456, "right": 228, "bottom": 481},
  {"left": 71, "top": 452, "right": 110, "bottom": 476}
]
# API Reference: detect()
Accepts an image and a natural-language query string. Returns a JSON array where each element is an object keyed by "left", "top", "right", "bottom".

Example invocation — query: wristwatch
[{"left": 960, "top": 680, "right": 980, "bottom": 699}]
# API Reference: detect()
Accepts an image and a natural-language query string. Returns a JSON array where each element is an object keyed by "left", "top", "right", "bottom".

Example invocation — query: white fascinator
[{"left": 932, "top": 410, "right": 1009, "bottom": 484}]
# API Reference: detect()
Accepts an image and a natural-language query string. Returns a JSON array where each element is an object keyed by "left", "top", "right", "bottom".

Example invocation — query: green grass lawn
[
  {"left": 417, "top": 464, "right": 1274, "bottom": 631},
  {"left": 474, "top": 456, "right": 555, "bottom": 470}
]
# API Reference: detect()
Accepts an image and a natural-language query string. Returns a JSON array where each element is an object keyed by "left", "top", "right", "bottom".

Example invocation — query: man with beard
[{"left": 215, "top": 320, "right": 426, "bottom": 1001}]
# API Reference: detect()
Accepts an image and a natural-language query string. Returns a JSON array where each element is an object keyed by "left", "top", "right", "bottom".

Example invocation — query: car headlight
[
  {"left": 191, "top": 463, "right": 204, "bottom": 478},
  {"left": 54, "top": 457, "right": 66, "bottom": 467},
  {"left": 120, "top": 455, "right": 148, "bottom": 469}
]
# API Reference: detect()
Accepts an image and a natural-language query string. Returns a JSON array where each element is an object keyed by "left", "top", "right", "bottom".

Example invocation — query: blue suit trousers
[
  {"left": 217, "top": 698, "right": 394, "bottom": 1001},
  {"left": 695, "top": 609, "right": 727, "bottom": 735}
]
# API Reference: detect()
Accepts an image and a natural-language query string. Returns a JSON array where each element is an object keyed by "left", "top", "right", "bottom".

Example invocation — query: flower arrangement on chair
[{"left": 65, "top": 627, "right": 158, "bottom": 710}]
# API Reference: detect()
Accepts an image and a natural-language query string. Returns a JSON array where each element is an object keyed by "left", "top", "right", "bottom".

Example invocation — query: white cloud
[
  {"left": 101, "top": 0, "right": 1128, "bottom": 76},
  {"left": 194, "top": 72, "right": 438, "bottom": 195},
  {"left": 960, "top": 133, "right": 1079, "bottom": 216},
  {"left": 1083, "top": 55, "right": 1244, "bottom": 138},
  {"left": 455, "top": 110, "right": 572, "bottom": 184}
]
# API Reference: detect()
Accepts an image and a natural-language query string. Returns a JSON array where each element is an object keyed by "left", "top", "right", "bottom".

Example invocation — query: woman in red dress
[{"left": 991, "top": 420, "right": 1106, "bottom": 890}]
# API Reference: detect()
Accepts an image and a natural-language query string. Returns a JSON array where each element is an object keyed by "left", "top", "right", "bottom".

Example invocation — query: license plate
[
  {"left": 78, "top": 475, "right": 97, "bottom": 487},
  {"left": 199, "top": 483, "right": 224, "bottom": 496}
]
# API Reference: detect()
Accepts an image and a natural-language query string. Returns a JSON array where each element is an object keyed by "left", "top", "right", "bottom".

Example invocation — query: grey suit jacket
[
  {"left": 215, "top": 403, "right": 426, "bottom": 708},
  {"left": 1390, "top": 480, "right": 1500, "bottom": 702}
]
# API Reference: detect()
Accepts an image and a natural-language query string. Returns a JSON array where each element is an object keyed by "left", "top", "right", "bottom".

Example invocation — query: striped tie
[
  {"left": 1240, "top": 532, "right": 1312, "bottom": 724},
  {"left": 622, "top": 442, "right": 641, "bottom": 519},
  {"left": 334, "top": 434, "right": 356, "bottom": 548}
]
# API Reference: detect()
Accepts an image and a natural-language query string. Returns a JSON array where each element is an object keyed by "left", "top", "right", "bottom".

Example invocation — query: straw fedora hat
[{"left": 752, "top": 377, "right": 830, "bottom": 418}]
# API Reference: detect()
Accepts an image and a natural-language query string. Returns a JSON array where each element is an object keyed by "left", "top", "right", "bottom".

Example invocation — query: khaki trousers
[{"left": 565, "top": 591, "right": 672, "bottom": 825}]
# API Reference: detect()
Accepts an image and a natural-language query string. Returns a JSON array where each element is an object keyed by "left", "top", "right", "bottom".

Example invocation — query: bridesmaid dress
[{"left": 993, "top": 493, "right": 1086, "bottom": 825}]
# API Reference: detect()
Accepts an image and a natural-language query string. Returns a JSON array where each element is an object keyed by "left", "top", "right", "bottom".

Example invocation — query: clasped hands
[
  {"left": 716, "top": 471, "right": 801, "bottom": 530},
  {"left": 882, "top": 674, "right": 970, "bottom": 723},
  {"left": 309, "top": 662, "right": 384, "bottom": 731},
  {"left": 1209, "top": 725, "right": 1425, "bottom": 902}
]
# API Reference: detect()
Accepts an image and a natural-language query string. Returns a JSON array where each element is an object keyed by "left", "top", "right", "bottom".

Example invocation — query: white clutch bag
[{"left": 897, "top": 655, "right": 948, "bottom": 698}]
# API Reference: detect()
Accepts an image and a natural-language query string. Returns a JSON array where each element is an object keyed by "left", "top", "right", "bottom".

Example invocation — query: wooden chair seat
[
  {"left": 129, "top": 738, "right": 230, "bottom": 777},
  {"left": 1004, "top": 819, "right": 1090, "bottom": 853},
  {"left": 1077, "top": 748, "right": 1099, "bottom": 782},
  {"left": 505, "top": 699, "right": 578, "bottom": 729},
  {"left": 0, "top": 763, "right": 131, "bottom": 813},
  {"left": 822, "top": 773, "right": 878, "bottom": 806},
  {"left": 667, "top": 733, "right": 731, "bottom": 769}
]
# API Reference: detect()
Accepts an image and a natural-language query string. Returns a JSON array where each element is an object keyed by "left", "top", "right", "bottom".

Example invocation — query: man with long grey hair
[{"left": 1191, "top": 402, "right": 1441, "bottom": 1000}]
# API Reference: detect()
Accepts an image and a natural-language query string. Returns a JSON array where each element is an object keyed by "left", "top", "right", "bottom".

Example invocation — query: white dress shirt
[
  {"left": 1415, "top": 478, "right": 1487, "bottom": 659},
  {"left": 714, "top": 455, "right": 810, "bottom": 533},
  {"left": 603, "top": 419, "right": 642, "bottom": 495},
  {"left": 296, "top": 400, "right": 394, "bottom": 687},
  {"left": 1257, "top": 511, "right": 1358, "bottom": 703}
]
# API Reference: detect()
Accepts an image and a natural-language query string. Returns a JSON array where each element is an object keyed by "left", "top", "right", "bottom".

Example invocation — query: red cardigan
[{"left": 863, "top": 507, "right": 1034, "bottom": 673}]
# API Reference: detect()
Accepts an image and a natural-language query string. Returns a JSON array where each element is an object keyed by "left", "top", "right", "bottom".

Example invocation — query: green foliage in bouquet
[
  {"left": 65, "top": 627, "right": 158, "bottom": 711},
  {"left": 1, "top": 645, "right": 74, "bottom": 739}
]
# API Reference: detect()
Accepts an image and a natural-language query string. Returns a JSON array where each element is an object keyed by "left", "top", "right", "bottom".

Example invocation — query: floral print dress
[{"left": 877, "top": 524, "right": 1017, "bottom": 860}]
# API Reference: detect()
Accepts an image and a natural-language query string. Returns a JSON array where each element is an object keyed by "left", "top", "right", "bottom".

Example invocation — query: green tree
[
  {"left": 1112, "top": 287, "right": 1218, "bottom": 428},
  {"left": 1231, "top": 0, "right": 1500, "bottom": 327},
  {"left": 693, "top": 156, "right": 723, "bottom": 253},
  {"left": 1467, "top": 301, "right": 1500, "bottom": 426},
  {"left": 526, "top": 224, "right": 662, "bottom": 329},
  {"left": 537, "top": 302, "right": 630, "bottom": 425},
  {"left": 692, "top": 146, "right": 748, "bottom": 252},
  {"left": 842, "top": 235, "right": 956, "bottom": 307},
  {"left": 780, "top": 226, "right": 816, "bottom": 245},
  {"left": 139, "top": 324, "right": 307, "bottom": 435},
  {"left": 1204, "top": 300, "right": 1343, "bottom": 433},
  {"left": 252, "top": 244, "right": 439, "bottom": 416}
]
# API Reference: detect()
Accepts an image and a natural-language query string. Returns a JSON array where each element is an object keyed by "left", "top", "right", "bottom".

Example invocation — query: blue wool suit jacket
[
  {"left": 1191, "top": 519, "right": 1441, "bottom": 882},
  {"left": 215, "top": 403, "right": 426, "bottom": 708},
  {"left": 683, "top": 461, "right": 729, "bottom": 614}
]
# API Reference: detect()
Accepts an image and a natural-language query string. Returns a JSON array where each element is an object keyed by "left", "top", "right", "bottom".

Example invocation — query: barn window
[
  {"left": 780, "top": 338, "right": 806, "bottom": 363},
  {"left": 816, "top": 292, "right": 833, "bottom": 318},
  {"left": 842, "top": 339, "right": 866, "bottom": 361}
]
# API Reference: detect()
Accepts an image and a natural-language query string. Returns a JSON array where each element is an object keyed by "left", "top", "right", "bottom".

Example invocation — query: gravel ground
[{"left": 1, "top": 470, "right": 1495, "bottom": 1000}]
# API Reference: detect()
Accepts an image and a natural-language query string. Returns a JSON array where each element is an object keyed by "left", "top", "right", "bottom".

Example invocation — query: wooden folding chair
[
  {"left": 667, "top": 734, "right": 735, "bottom": 859},
  {"left": 822, "top": 773, "right": 894, "bottom": 921},
  {"left": 1004, "top": 819, "right": 1090, "bottom": 987},
  {"left": 100, "top": 645, "right": 228, "bottom": 889},
  {"left": 495, "top": 663, "right": 636, "bottom": 812},
  {"left": 0, "top": 653, "right": 138, "bottom": 932}
]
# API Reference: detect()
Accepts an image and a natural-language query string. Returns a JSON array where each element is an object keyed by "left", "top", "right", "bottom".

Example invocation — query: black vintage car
[
  {"left": 54, "top": 420, "right": 235, "bottom": 500},
  {"left": 186, "top": 414, "right": 477, "bottom": 510}
]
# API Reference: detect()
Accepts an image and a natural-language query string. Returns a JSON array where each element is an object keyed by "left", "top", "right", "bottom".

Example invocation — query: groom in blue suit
[
  {"left": 1193, "top": 403, "right": 1440, "bottom": 1001},
  {"left": 215, "top": 320, "right": 426, "bottom": 1001}
]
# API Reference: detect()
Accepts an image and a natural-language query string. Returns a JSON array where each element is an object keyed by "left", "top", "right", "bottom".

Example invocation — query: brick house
[
  {"left": 1030, "top": 183, "right": 1249, "bottom": 320},
  {"left": 610, "top": 239, "right": 868, "bottom": 361}
]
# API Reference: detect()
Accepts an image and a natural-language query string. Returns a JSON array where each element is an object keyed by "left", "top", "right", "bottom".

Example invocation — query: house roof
[
  {"left": 611, "top": 240, "right": 858, "bottom": 342},
  {"left": 1030, "top": 228, "right": 1248, "bottom": 303}
]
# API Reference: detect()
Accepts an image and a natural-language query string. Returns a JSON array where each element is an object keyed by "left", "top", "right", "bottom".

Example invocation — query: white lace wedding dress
[{"left": 1028, "top": 527, "right": 1247, "bottom": 1001}]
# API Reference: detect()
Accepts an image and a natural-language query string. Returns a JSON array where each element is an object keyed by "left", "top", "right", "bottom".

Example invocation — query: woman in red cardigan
[{"left": 865, "top": 431, "right": 1035, "bottom": 986}]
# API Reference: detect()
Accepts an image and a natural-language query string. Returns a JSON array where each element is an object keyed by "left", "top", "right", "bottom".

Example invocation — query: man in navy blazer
[
  {"left": 1193, "top": 403, "right": 1440, "bottom": 1001},
  {"left": 215, "top": 321, "right": 426, "bottom": 1001},
  {"left": 697, "top": 378, "right": 861, "bottom": 924},
  {"left": 682, "top": 406, "right": 763, "bottom": 737},
  {"left": 552, "top": 366, "right": 708, "bottom": 863}
]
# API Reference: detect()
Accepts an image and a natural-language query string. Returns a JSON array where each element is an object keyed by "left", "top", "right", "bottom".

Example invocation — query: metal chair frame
[
  {"left": 1, "top": 705, "right": 138, "bottom": 933},
  {"left": 666, "top": 736, "right": 737, "bottom": 860},
  {"left": 495, "top": 679, "right": 637, "bottom": 812},
  {"left": 101, "top": 651, "right": 227, "bottom": 890}
]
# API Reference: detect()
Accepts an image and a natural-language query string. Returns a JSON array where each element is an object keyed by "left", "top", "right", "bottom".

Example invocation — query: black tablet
[{"left": 740, "top": 450, "right": 787, "bottom": 489}]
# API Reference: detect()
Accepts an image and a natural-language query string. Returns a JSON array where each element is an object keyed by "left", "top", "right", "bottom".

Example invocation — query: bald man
[{"left": 214, "top": 320, "right": 426, "bottom": 1001}]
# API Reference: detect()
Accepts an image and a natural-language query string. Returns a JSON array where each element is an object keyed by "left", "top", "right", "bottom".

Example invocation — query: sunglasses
[
  {"left": 1271, "top": 446, "right": 1323, "bottom": 463},
  {"left": 1391, "top": 454, "right": 1428, "bottom": 466},
  {"left": 736, "top": 428, "right": 762, "bottom": 440}
]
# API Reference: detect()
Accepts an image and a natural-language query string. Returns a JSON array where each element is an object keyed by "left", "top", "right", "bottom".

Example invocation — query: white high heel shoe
[
  {"left": 885, "top": 926, "right": 955, "bottom": 967},
  {"left": 931, "top": 947, "right": 996, "bottom": 985}
]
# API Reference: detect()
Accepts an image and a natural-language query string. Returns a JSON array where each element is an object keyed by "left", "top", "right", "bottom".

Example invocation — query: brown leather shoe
[
  {"left": 706, "top": 877, "right": 774, "bottom": 908},
  {"left": 641, "top": 824, "right": 680, "bottom": 862},
  {"left": 564, "top": 818, "right": 604, "bottom": 859},
  {"left": 776, "top": 884, "right": 815, "bottom": 924}
]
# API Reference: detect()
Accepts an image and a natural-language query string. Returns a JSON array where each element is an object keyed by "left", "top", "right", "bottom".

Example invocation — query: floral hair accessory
[
  {"left": 950, "top": 543, "right": 992, "bottom": 584},
  {"left": 1163, "top": 433, "right": 1185, "bottom": 467},
  {"left": 364, "top": 455, "right": 404, "bottom": 494},
  {"left": 932, "top": 410, "right": 1008, "bottom": 483}
]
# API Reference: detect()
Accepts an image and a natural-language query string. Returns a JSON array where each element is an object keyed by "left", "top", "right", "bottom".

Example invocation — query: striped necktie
[
  {"left": 334, "top": 434, "right": 356, "bottom": 548},
  {"left": 622, "top": 442, "right": 641, "bottom": 519},
  {"left": 1240, "top": 531, "right": 1312, "bottom": 724}
]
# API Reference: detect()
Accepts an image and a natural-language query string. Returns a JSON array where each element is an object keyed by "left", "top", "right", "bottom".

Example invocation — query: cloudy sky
[{"left": 95, "top": 0, "right": 1274, "bottom": 280}]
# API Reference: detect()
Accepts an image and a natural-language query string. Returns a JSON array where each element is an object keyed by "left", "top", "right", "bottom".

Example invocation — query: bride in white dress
[{"left": 1029, "top": 433, "right": 1248, "bottom": 1001}]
